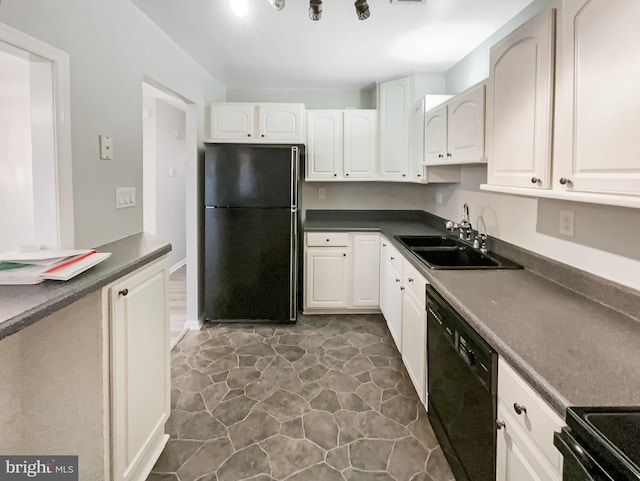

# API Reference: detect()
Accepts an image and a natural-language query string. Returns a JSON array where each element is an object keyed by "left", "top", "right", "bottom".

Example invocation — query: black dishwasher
[{"left": 427, "top": 286, "right": 498, "bottom": 481}]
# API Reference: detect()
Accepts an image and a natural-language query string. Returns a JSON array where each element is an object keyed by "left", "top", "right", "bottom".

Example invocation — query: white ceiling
[{"left": 130, "top": 0, "right": 534, "bottom": 89}]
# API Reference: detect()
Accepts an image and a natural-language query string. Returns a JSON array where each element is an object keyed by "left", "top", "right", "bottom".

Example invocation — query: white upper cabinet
[
  {"left": 378, "top": 77, "right": 410, "bottom": 180},
  {"left": 209, "top": 103, "right": 255, "bottom": 140},
  {"left": 344, "top": 110, "right": 377, "bottom": 179},
  {"left": 408, "top": 99, "right": 426, "bottom": 182},
  {"left": 306, "top": 110, "right": 377, "bottom": 181},
  {"left": 555, "top": 0, "right": 640, "bottom": 198},
  {"left": 424, "top": 83, "right": 486, "bottom": 166},
  {"left": 209, "top": 103, "right": 305, "bottom": 143},
  {"left": 447, "top": 84, "right": 486, "bottom": 163},
  {"left": 307, "top": 110, "right": 343, "bottom": 180},
  {"left": 486, "top": 10, "right": 556, "bottom": 189},
  {"left": 258, "top": 103, "right": 305, "bottom": 141},
  {"left": 424, "top": 104, "right": 448, "bottom": 165}
]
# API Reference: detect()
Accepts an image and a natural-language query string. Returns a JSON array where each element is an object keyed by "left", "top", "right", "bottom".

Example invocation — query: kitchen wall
[
  {"left": 0, "top": 0, "right": 225, "bottom": 248},
  {"left": 436, "top": 0, "right": 640, "bottom": 290},
  {"left": 227, "top": 88, "right": 376, "bottom": 110}
]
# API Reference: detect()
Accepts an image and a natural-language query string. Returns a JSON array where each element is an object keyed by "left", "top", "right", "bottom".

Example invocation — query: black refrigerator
[{"left": 203, "top": 143, "right": 301, "bottom": 323}]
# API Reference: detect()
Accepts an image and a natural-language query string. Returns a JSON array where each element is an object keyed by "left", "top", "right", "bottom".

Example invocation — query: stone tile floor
[{"left": 147, "top": 314, "right": 455, "bottom": 481}]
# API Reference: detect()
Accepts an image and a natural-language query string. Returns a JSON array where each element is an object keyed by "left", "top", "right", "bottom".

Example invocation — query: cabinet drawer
[
  {"left": 403, "top": 260, "right": 427, "bottom": 303},
  {"left": 385, "top": 243, "right": 403, "bottom": 273},
  {"left": 306, "top": 232, "right": 349, "bottom": 247},
  {"left": 498, "top": 358, "right": 564, "bottom": 472}
]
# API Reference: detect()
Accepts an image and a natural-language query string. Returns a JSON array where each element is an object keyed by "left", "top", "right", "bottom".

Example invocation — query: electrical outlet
[
  {"left": 559, "top": 210, "right": 575, "bottom": 237},
  {"left": 318, "top": 188, "right": 326, "bottom": 199}
]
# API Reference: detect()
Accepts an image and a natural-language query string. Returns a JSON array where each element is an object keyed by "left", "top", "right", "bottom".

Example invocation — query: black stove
[{"left": 554, "top": 407, "right": 640, "bottom": 481}]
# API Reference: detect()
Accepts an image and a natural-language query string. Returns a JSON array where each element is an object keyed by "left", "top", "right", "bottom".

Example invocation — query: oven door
[{"left": 553, "top": 429, "right": 615, "bottom": 481}]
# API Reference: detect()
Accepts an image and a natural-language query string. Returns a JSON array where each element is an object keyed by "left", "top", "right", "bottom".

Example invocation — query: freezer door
[
  {"left": 204, "top": 207, "right": 296, "bottom": 321},
  {"left": 204, "top": 144, "right": 299, "bottom": 208}
]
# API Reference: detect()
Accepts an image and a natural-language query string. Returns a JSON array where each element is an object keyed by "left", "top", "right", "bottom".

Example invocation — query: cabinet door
[
  {"left": 486, "top": 10, "right": 556, "bottom": 189},
  {"left": 385, "top": 263, "right": 403, "bottom": 351},
  {"left": 379, "top": 239, "right": 388, "bottom": 317},
  {"left": 379, "top": 77, "right": 410, "bottom": 180},
  {"left": 424, "top": 104, "right": 448, "bottom": 165},
  {"left": 210, "top": 103, "right": 255, "bottom": 140},
  {"left": 258, "top": 103, "right": 304, "bottom": 141},
  {"left": 307, "top": 111, "right": 343, "bottom": 180},
  {"left": 408, "top": 100, "right": 425, "bottom": 182},
  {"left": 305, "top": 248, "right": 349, "bottom": 309},
  {"left": 401, "top": 291, "right": 426, "bottom": 403},
  {"left": 448, "top": 83, "right": 486, "bottom": 163},
  {"left": 351, "top": 234, "right": 380, "bottom": 307},
  {"left": 344, "top": 110, "right": 377, "bottom": 179},
  {"left": 496, "top": 406, "right": 561, "bottom": 481},
  {"left": 555, "top": 0, "right": 640, "bottom": 196},
  {"left": 111, "top": 259, "right": 170, "bottom": 481}
]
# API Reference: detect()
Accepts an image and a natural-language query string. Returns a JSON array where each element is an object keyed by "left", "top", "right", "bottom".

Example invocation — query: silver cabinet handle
[
  {"left": 531, "top": 177, "right": 540, "bottom": 184},
  {"left": 390, "top": 256, "right": 395, "bottom": 260},
  {"left": 118, "top": 288, "right": 128, "bottom": 297},
  {"left": 559, "top": 177, "right": 572, "bottom": 185},
  {"left": 513, "top": 403, "right": 527, "bottom": 415},
  {"left": 438, "top": 154, "right": 444, "bottom": 158},
  {"left": 395, "top": 278, "right": 400, "bottom": 283},
  {"left": 408, "top": 278, "right": 414, "bottom": 283},
  {"left": 496, "top": 420, "right": 506, "bottom": 430}
]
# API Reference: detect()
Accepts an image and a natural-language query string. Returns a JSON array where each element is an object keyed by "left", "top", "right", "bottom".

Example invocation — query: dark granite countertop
[
  {"left": 0, "top": 232, "right": 171, "bottom": 341},
  {"left": 304, "top": 210, "right": 640, "bottom": 416}
]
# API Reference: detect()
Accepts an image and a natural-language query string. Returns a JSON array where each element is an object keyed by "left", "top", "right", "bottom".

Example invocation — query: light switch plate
[
  {"left": 100, "top": 135, "right": 114, "bottom": 160},
  {"left": 116, "top": 187, "right": 136, "bottom": 209}
]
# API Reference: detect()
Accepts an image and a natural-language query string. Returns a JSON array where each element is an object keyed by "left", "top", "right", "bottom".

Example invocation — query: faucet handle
[{"left": 445, "top": 220, "right": 458, "bottom": 231}]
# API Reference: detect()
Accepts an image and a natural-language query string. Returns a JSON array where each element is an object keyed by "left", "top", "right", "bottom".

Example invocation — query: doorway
[{"left": 142, "top": 80, "right": 195, "bottom": 348}]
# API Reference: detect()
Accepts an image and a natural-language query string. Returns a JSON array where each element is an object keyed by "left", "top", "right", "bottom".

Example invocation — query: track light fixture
[
  {"left": 354, "top": 0, "right": 370, "bottom": 20},
  {"left": 309, "top": 0, "right": 322, "bottom": 21},
  {"left": 267, "top": 0, "right": 285, "bottom": 10}
]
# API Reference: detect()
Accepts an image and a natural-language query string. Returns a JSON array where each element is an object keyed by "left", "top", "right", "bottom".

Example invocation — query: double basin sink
[{"left": 395, "top": 235, "right": 522, "bottom": 270}]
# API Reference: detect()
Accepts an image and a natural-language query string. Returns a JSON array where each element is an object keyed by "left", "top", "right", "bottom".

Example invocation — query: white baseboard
[
  {"left": 184, "top": 318, "right": 203, "bottom": 330},
  {"left": 170, "top": 327, "right": 188, "bottom": 351},
  {"left": 169, "top": 258, "right": 186, "bottom": 274}
]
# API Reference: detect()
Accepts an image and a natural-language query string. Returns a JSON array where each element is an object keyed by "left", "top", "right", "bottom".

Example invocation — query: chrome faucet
[
  {"left": 445, "top": 203, "right": 473, "bottom": 241},
  {"left": 473, "top": 216, "right": 488, "bottom": 254}
]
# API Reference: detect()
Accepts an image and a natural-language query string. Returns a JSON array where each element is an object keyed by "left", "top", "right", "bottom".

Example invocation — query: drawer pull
[
  {"left": 408, "top": 278, "right": 414, "bottom": 282},
  {"left": 496, "top": 420, "right": 506, "bottom": 430},
  {"left": 513, "top": 403, "right": 527, "bottom": 415},
  {"left": 326, "top": 238, "right": 330, "bottom": 242},
  {"left": 395, "top": 278, "right": 400, "bottom": 283},
  {"left": 400, "top": 287, "right": 405, "bottom": 291},
  {"left": 390, "top": 256, "right": 395, "bottom": 260},
  {"left": 118, "top": 288, "right": 129, "bottom": 297}
]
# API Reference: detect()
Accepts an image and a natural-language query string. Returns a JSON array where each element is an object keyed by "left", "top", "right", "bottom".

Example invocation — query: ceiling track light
[
  {"left": 309, "top": 0, "right": 322, "bottom": 21},
  {"left": 267, "top": 0, "right": 285, "bottom": 10},
  {"left": 354, "top": 0, "right": 371, "bottom": 20}
]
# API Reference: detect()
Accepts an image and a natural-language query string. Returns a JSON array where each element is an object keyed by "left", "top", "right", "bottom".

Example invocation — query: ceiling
[{"left": 130, "top": 0, "right": 534, "bottom": 89}]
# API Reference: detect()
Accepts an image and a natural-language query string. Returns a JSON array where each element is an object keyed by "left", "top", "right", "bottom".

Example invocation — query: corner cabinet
[
  {"left": 109, "top": 257, "right": 170, "bottom": 481},
  {"left": 554, "top": 0, "right": 640, "bottom": 197},
  {"left": 486, "top": 10, "right": 556, "bottom": 189},
  {"left": 304, "top": 232, "right": 379, "bottom": 313},
  {"left": 209, "top": 103, "right": 305, "bottom": 143},
  {"left": 425, "top": 83, "right": 486, "bottom": 166},
  {"left": 305, "top": 110, "right": 377, "bottom": 181},
  {"left": 378, "top": 77, "right": 410, "bottom": 181}
]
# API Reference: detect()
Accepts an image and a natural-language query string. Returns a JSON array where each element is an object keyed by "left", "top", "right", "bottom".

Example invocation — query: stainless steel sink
[{"left": 395, "top": 235, "right": 522, "bottom": 270}]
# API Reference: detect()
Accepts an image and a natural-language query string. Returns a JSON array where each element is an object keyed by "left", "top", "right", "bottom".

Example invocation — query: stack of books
[{"left": 0, "top": 248, "right": 111, "bottom": 285}]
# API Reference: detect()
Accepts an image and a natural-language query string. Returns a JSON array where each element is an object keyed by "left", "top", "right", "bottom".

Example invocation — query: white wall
[
  {"left": 439, "top": 0, "right": 640, "bottom": 290},
  {"left": 0, "top": 49, "right": 34, "bottom": 251},
  {"left": 226, "top": 88, "right": 376, "bottom": 110},
  {"left": 0, "top": 0, "right": 225, "bottom": 248}
]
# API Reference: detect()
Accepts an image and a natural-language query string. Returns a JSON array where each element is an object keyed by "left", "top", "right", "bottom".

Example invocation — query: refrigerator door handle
[
  {"left": 291, "top": 146, "right": 299, "bottom": 208},
  {"left": 290, "top": 208, "right": 298, "bottom": 320}
]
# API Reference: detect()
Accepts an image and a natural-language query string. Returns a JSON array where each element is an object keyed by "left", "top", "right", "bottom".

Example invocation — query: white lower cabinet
[
  {"left": 384, "top": 261, "right": 403, "bottom": 349},
  {"left": 401, "top": 288, "right": 427, "bottom": 403},
  {"left": 110, "top": 257, "right": 170, "bottom": 481},
  {"left": 304, "top": 232, "right": 379, "bottom": 312},
  {"left": 496, "top": 359, "right": 563, "bottom": 481}
]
